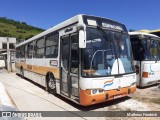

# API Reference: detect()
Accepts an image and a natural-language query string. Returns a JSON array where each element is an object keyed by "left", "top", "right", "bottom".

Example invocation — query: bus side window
[
  {"left": 131, "top": 38, "right": 141, "bottom": 60},
  {"left": 36, "top": 38, "right": 45, "bottom": 58},
  {"left": 45, "top": 32, "right": 59, "bottom": 58},
  {"left": 16, "top": 47, "right": 20, "bottom": 58},
  {"left": 25, "top": 44, "right": 27, "bottom": 58},
  {"left": 28, "top": 42, "right": 34, "bottom": 58},
  {"left": 20, "top": 46, "right": 25, "bottom": 58}
]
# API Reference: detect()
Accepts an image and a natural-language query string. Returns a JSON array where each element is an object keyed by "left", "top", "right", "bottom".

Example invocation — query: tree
[{"left": 129, "top": 29, "right": 135, "bottom": 32}]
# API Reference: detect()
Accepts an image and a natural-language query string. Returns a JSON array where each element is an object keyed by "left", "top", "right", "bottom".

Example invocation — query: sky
[{"left": 0, "top": 0, "right": 160, "bottom": 31}]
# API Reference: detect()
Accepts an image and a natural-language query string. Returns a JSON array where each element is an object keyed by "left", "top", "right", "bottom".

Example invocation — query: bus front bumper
[{"left": 79, "top": 86, "right": 136, "bottom": 106}]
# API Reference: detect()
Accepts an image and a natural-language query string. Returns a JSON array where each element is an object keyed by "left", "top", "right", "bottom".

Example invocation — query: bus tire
[
  {"left": 20, "top": 67, "right": 24, "bottom": 78},
  {"left": 47, "top": 73, "right": 56, "bottom": 95}
]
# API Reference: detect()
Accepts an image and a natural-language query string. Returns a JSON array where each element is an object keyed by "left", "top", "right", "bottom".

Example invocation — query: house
[{"left": 0, "top": 37, "right": 16, "bottom": 71}]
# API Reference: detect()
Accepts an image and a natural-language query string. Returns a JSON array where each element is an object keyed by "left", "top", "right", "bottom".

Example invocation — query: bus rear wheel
[
  {"left": 47, "top": 73, "right": 56, "bottom": 95},
  {"left": 20, "top": 67, "right": 24, "bottom": 78}
]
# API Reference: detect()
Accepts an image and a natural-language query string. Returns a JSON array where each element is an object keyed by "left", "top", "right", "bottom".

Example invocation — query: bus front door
[{"left": 61, "top": 34, "right": 79, "bottom": 101}]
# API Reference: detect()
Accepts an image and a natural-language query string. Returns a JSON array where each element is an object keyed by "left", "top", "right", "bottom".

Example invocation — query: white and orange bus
[
  {"left": 16, "top": 15, "right": 136, "bottom": 106},
  {"left": 129, "top": 32, "right": 160, "bottom": 87}
]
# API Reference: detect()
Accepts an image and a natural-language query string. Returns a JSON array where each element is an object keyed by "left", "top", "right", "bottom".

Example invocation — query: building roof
[{"left": 129, "top": 31, "right": 160, "bottom": 38}]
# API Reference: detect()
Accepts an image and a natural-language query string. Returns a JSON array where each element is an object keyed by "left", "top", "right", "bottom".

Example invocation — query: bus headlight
[
  {"left": 149, "top": 72, "right": 155, "bottom": 78},
  {"left": 99, "top": 89, "right": 104, "bottom": 93},
  {"left": 142, "top": 72, "right": 149, "bottom": 78},
  {"left": 130, "top": 82, "right": 136, "bottom": 87},
  {"left": 92, "top": 89, "right": 104, "bottom": 94},
  {"left": 142, "top": 72, "right": 155, "bottom": 78},
  {"left": 92, "top": 89, "right": 97, "bottom": 94}
]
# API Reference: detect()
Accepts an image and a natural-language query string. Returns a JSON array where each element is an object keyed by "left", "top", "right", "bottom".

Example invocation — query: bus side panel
[
  {"left": 141, "top": 61, "right": 160, "bottom": 87},
  {"left": 79, "top": 86, "right": 136, "bottom": 106},
  {"left": 133, "top": 60, "right": 141, "bottom": 86},
  {"left": 16, "top": 62, "right": 60, "bottom": 79},
  {"left": 79, "top": 74, "right": 136, "bottom": 106}
]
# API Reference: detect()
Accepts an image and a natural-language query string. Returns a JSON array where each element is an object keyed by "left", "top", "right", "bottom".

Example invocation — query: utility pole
[{"left": 7, "top": 38, "right": 11, "bottom": 72}]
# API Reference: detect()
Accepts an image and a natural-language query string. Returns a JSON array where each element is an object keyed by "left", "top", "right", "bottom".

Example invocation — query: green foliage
[
  {"left": 129, "top": 29, "right": 135, "bottom": 32},
  {"left": 0, "top": 17, "right": 44, "bottom": 42}
]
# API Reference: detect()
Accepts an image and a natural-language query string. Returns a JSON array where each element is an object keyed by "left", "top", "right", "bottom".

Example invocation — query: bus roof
[
  {"left": 16, "top": 14, "right": 127, "bottom": 47},
  {"left": 16, "top": 14, "right": 83, "bottom": 47},
  {"left": 149, "top": 30, "right": 160, "bottom": 37},
  {"left": 149, "top": 29, "right": 160, "bottom": 33},
  {"left": 139, "top": 29, "right": 160, "bottom": 33},
  {"left": 129, "top": 31, "right": 160, "bottom": 38}
]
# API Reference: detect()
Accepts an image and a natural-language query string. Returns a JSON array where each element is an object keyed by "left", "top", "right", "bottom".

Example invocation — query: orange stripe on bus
[
  {"left": 104, "top": 79, "right": 114, "bottom": 84},
  {"left": 16, "top": 63, "right": 60, "bottom": 79},
  {"left": 79, "top": 86, "right": 136, "bottom": 106},
  {"left": 142, "top": 72, "right": 149, "bottom": 78}
]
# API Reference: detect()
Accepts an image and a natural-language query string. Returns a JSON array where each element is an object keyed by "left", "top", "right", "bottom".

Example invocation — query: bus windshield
[
  {"left": 141, "top": 38, "right": 160, "bottom": 60},
  {"left": 82, "top": 27, "right": 134, "bottom": 77}
]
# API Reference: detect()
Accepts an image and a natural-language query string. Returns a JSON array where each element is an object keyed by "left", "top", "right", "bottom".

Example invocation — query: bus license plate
[{"left": 113, "top": 95, "right": 122, "bottom": 99}]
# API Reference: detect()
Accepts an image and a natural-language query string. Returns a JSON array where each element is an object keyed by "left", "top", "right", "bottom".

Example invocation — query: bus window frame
[
  {"left": 16, "top": 47, "right": 20, "bottom": 58},
  {"left": 35, "top": 37, "right": 45, "bottom": 58},
  {"left": 130, "top": 36, "right": 142, "bottom": 61},
  {"left": 45, "top": 32, "right": 59, "bottom": 58},
  {"left": 27, "top": 41, "right": 34, "bottom": 58},
  {"left": 20, "top": 45, "right": 25, "bottom": 58}
]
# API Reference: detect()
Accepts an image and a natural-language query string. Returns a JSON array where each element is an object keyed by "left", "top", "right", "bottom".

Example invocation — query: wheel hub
[{"left": 48, "top": 78, "right": 55, "bottom": 89}]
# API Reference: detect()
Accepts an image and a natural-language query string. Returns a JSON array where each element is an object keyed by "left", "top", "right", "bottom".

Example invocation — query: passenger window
[
  {"left": 16, "top": 47, "right": 20, "bottom": 58},
  {"left": 45, "top": 33, "right": 59, "bottom": 58},
  {"left": 25, "top": 45, "right": 27, "bottom": 58},
  {"left": 28, "top": 42, "right": 34, "bottom": 58},
  {"left": 130, "top": 38, "right": 141, "bottom": 60},
  {"left": 36, "top": 38, "right": 45, "bottom": 58},
  {"left": 20, "top": 46, "right": 25, "bottom": 58}
]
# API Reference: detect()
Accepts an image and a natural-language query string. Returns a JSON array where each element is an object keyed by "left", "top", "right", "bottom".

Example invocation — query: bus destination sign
[{"left": 102, "top": 23, "right": 123, "bottom": 31}]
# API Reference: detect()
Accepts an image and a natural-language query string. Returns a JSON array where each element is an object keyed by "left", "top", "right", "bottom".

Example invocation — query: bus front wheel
[{"left": 47, "top": 73, "right": 56, "bottom": 95}]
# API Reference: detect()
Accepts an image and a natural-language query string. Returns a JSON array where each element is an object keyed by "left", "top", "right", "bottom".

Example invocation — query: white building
[
  {"left": 0, "top": 37, "right": 16, "bottom": 71},
  {"left": 0, "top": 37, "right": 16, "bottom": 49}
]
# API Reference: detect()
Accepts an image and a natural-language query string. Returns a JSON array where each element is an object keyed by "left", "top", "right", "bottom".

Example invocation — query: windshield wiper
[
  {"left": 97, "top": 26, "right": 119, "bottom": 60},
  {"left": 97, "top": 26, "right": 112, "bottom": 43}
]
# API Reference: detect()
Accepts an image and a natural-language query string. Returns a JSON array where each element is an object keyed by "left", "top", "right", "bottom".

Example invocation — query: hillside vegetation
[{"left": 0, "top": 17, "right": 44, "bottom": 42}]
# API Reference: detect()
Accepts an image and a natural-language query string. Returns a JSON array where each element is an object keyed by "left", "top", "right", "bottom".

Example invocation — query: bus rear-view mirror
[{"left": 79, "top": 30, "right": 86, "bottom": 48}]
